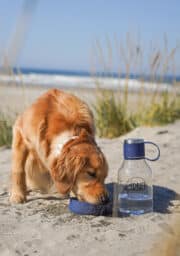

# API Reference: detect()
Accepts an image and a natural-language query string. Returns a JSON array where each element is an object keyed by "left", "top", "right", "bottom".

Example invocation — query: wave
[{"left": 0, "top": 73, "right": 172, "bottom": 92}]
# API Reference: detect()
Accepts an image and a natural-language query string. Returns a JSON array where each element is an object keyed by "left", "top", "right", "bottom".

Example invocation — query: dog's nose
[{"left": 100, "top": 193, "right": 109, "bottom": 204}]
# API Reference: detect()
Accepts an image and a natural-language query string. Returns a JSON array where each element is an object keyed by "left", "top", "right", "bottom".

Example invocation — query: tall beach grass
[
  {"left": 0, "top": 111, "right": 13, "bottom": 148},
  {"left": 91, "top": 34, "right": 180, "bottom": 138}
]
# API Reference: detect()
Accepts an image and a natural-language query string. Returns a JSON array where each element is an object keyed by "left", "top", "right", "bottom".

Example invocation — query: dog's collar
[{"left": 54, "top": 136, "right": 78, "bottom": 156}]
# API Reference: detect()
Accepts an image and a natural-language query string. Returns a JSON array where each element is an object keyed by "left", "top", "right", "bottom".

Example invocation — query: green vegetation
[
  {"left": 94, "top": 90, "right": 135, "bottom": 138},
  {"left": 93, "top": 35, "right": 180, "bottom": 138},
  {"left": 0, "top": 111, "right": 13, "bottom": 147},
  {"left": 137, "top": 93, "right": 180, "bottom": 126},
  {"left": 94, "top": 91, "right": 180, "bottom": 138}
]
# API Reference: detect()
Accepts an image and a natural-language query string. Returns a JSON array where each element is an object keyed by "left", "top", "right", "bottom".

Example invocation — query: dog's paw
[{"left": 9, "top": 193, "right": 26, "bottom": 204}]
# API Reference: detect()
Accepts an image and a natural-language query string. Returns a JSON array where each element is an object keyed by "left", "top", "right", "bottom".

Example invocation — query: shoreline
[{"left": 0, "top": 73, "right": 176, "bottom": 92}]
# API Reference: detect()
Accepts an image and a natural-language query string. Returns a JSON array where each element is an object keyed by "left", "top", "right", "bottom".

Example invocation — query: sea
[{"left": 0, "top": 67, "right": 179, "bottom": 91}]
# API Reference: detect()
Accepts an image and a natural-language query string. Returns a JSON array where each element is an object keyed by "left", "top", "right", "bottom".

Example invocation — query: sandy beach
[
  {"left": 0, "top": 86, "right": 179, "bottom": 256},
  {"left": 1, "top": 80, "right": 178, "bottom": 116},
  {"left": 0, "top": 0, "right": 180, "bottom": 254}
]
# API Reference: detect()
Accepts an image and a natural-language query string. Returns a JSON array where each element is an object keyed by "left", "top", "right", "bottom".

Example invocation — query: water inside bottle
[{"left": 118, "top": 185, "right": 153, "bottom": 215}]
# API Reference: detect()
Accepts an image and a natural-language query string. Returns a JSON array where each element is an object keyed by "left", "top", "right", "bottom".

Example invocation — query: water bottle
[{"left": 114, "top": 138, "right": 160, "bottom": 216}]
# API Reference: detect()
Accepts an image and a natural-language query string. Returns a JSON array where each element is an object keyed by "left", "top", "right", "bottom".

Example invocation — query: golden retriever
[{"left": 10, "top": 89, "right": 108, "bottom": 204}]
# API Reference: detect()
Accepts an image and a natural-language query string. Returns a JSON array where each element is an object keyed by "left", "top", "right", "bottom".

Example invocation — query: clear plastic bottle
[{"left": 113, "top": 138, "right": 160, "bottom": 216}]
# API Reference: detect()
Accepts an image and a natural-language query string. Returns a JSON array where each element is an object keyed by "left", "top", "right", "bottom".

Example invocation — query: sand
[
  {"left": 0, "top": 119, "right": 179, "bottom": 256},
  {"left": 0, "top": 85, "right": 180, "bottom": 256},
  {"left": 0, "top": 83, "right": 165, "bottom": 116}
]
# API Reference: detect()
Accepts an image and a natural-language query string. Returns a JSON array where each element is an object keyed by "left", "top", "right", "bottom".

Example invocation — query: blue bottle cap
[
  {"left": 124, "top": 138, "right": 145, "bottom": 160},
  {"left": 124, "top": 138, "right": 160, "bottom": 161}
]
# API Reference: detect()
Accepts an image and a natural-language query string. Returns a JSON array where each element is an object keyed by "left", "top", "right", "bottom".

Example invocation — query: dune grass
[
  {"left": 94, "top": 90, "right": 136, "bottom": 138},
  {"left": 0, "top": 111, "right": 13, "bottom": 148},
  {"left": 94, "top": 91, "right": 180, "bottom": 138},
  {"left": 92, "top": 35, "right": 180, "bottom": 138},
  {"left": 137, "top": 92, "right": 180, "bottom": 126}
]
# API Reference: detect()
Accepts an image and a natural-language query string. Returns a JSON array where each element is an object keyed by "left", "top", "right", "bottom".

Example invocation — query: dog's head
[{"left": 51, "top": 130, "right": 108, "bottom": 204}]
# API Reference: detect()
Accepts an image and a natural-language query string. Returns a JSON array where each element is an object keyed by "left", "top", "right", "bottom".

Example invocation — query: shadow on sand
[
  {"left": 24, "top": 183, "right": 179, "bottom": 216},
  {"left": 106, "top": 182, "right": 179, "bottom": 214},
  {"left": 153, "top": 185, "right": 179, "bottom": 213}
]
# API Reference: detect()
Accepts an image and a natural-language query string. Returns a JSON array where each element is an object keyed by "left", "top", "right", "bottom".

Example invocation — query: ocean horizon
[
  {"left": 0, "top": 67, "right": 179, "bottom": 92},
  {"left": 13, "top": 67, "right": 180, "bottom": 83}
]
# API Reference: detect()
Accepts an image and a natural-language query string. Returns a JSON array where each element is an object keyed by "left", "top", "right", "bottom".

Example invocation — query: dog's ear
[
  {"left": 51, "top": 150, "right": 87, "bottom": 194},
  {"left": 77, "top": 128, "right": 96, "bottom": 145},
  {"left": 74, "top": 121, "right": 95, "bottom": 137}
]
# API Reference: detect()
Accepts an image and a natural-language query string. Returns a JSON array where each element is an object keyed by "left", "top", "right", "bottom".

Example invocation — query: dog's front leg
[{"left": 10, "top": 128, "right": 28, "bottom": 204}]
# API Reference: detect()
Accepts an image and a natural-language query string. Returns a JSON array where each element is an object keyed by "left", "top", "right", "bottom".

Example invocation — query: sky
[{"left": 0, "top": 0, "right": 180, "bottom": 73}]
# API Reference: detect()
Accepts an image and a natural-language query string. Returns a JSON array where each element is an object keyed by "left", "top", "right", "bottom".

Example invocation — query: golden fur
[
  {"left": 10, "top": 89, "right": 108, "bottom": 204},
  {"left": 150, "top": 215, "right": 180, "bottom": 256}
]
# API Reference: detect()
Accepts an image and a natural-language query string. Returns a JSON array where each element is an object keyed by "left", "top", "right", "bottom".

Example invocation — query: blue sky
[{"left": 0, "top": 0, "right": 180, "bottom": 72}]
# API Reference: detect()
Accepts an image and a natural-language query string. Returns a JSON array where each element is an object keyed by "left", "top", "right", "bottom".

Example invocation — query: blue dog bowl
[{"left": 69, "top": 183, "right": 113, "bottom": 216}]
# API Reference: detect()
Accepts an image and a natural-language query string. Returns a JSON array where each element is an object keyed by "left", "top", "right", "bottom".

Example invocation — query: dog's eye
[{"left": 87, "top": 171, "right": 96, "bottom": 178}]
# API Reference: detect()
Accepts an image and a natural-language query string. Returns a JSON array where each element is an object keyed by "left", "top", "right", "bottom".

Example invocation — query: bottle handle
[{"left": 144, "top": 141, "right": 160, "bottom": 161}]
